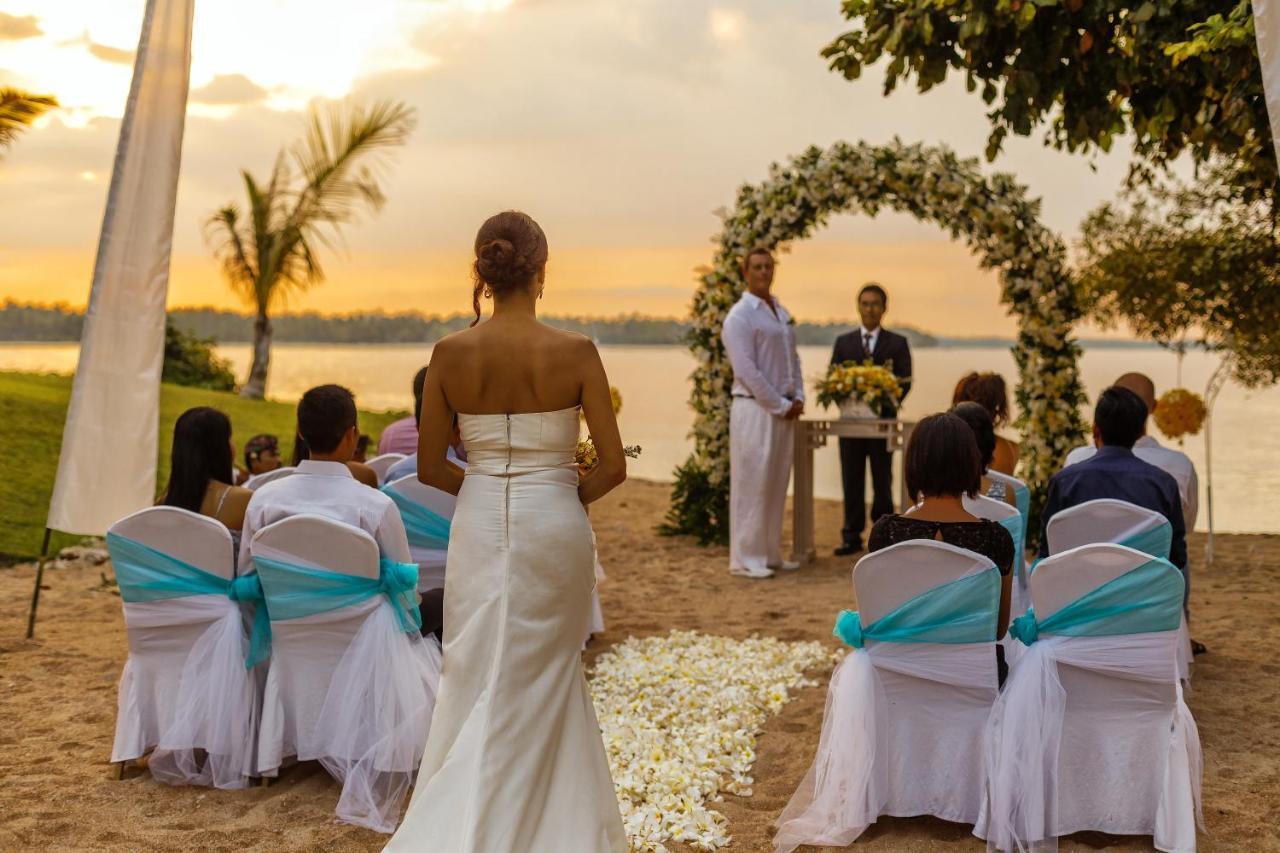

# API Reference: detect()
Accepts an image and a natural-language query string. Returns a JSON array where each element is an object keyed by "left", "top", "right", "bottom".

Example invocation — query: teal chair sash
[
  {"left": 834, "top": 566, "right": 1000, "bottom": 649},
  {"left": 106, "top": 532, "right": 270, "bottom": 669},
  {"left": 1118, "top": 522, "right": 1172, "bottom": 561},
  {"left": 998, "top": 513, "right": 1027, "bottom": 586},
  {"left": 1008, "top": 556, "right": 1183, "bottom": 645},
  {"left": 383, "top": 487, "right": 451, "bottom": 551},
  {"left": 1009, "top": 481, "right": 1030, "bottom": 522},
  {"left": 252, "top": 554, "right": 422, "bottom": 634}
]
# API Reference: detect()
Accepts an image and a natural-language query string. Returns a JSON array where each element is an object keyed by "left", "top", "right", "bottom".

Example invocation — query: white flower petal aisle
[{"left": 589, "top": 630, "right": 833, "bottom": 851}]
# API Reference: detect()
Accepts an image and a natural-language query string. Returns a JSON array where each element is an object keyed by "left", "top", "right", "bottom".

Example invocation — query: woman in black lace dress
[{"left": 868, "top": 412, "right": 1013, "bottom": 676}]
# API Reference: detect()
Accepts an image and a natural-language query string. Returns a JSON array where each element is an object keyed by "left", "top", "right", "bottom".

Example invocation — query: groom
[{"left": 831, "top": 283, "right": 913, "bottom": 556}]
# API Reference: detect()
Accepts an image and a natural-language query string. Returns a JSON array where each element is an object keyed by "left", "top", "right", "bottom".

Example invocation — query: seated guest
[
  {"left": 354, "top": 433, "right": 372, "bottom": 464},
  {"left": 1038, "top": 386, "right": 1189, "bottom": 611},
  {"left": 385, "top": 370, "right": 467, "bottom": 482},
  {"left": 377, "top": 366, "right": 427, "bottom": 456},
  {"left": 1063, "top": 372, "right": 1198, "bottom": 531},
  {"left": 240, "top": 433, "right": 281, "bottom": 487},
  {"left": 292, "top": 432, "right": 379, "bottom": 488},
  {"left": 161, "top": 407, "right": 253, "bottom": 547},
  {"left": 951, "top": 402, "right": 1018, "bottom": 509},
  {"left": 238, "top": 385, "right": 412, "bottom": 574},
  {"left": 869, "top": 412, "right": 1014, "bottom": 638},
  {"left": 952, "top": 371, "right": 1019, "bottom": 475}
]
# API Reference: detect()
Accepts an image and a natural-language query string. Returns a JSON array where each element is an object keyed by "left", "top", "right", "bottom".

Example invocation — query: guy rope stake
[{"left": 25, "top": 527, "right": 53, "bottom": 639}]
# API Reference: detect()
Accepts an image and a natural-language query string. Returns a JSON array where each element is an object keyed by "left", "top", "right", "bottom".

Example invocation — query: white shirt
[
  {"left": 859, "top": 324, "right": 880, "bottom": 356},
  {"left": 237, "top": 459, "right": 412, "bottom": 574},
  {"left": 721, "top": 291, "right": 804, "bottom": 416},
  {"left": 1064, "top": 435, "right": 1199, "bottom": 530}
]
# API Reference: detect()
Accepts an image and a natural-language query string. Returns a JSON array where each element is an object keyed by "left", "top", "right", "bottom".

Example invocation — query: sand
[{"left": 2, "top": 478, "right": 1277, "bottom": 852}]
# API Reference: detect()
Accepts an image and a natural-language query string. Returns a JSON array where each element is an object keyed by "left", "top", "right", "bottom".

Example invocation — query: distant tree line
[{"left": 0, "top": 302, "right": 940, "bottom": 348}]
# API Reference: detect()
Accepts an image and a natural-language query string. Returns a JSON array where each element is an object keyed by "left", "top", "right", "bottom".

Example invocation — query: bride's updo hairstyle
[{"left": 471, "top": 210, "right": 549, "bottom": 326}]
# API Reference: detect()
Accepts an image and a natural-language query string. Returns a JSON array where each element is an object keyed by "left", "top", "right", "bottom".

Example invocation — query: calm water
[{"left": 4, "top": 342, "right": 1275, "bottom": 533}]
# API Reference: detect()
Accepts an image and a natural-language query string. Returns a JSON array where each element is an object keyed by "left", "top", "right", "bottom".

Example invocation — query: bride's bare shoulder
[{"left": 431, "top": 327, "right": 480, "bottom": 359}]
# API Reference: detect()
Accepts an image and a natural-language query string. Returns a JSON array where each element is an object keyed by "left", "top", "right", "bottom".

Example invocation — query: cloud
[
  {"left": 191, "top": 74, "right": 269, "bottom": 106},
  {"left": 0, "top": 12, "right": 41, "bottom": 39},
  {"left": 86, "top": 38, "right": 133, "bottom": 65}
]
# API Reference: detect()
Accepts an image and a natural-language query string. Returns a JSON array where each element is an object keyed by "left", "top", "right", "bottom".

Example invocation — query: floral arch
[{"left": 663, "top": 139, "right": 1087, "bottom": 544}]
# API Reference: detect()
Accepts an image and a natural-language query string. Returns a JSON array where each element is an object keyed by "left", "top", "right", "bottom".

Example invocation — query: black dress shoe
[
  {"left": 834, "top": 541, "right": 862, "bottom": 557},
  {"left": 1191, "top": 639, "right": 1208, "bottom": 656}
]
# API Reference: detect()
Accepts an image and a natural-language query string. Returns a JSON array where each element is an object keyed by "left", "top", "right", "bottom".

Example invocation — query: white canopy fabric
[
  {"left": 47, "top": 0, "right": 196, "bottom": 535},
  {"left": 1257, "top": 0, "right": 1280, "bottom": 165}
]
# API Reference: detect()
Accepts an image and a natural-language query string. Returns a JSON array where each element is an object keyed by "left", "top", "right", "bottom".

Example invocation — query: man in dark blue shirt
[{"left": 1039, "top": 386, "right": 1188, "bottom": 587}]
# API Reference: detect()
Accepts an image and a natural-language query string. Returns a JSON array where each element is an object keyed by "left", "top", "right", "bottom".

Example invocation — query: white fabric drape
[
  {"left": 977, "top": 632, "right": 1202, "bottom": 853},
  {"left": 1257, "top": 0, "right": 1280, "bottom": 166},
  {"left": 113, "top": 596, "right": 258, "bottom": 789},
  {"left": 774, "top": 641, "right": 997, "bottom": 852},
  {"left": 47, "top": 0, "right": 195, "bottom": 535}
]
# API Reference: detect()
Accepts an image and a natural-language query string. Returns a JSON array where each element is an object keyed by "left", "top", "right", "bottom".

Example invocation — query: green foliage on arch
[{"left": 664, "top": 139, "right": 1087, "bottom": 544}]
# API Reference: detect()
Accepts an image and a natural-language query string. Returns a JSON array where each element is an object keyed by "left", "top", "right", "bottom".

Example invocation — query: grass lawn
[{"left": 0, "top": 371, "right": 406, "bottom": 562}]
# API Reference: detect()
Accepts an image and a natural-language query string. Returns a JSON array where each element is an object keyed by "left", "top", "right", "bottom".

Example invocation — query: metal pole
[{"left": 25, "top": 527, "right": 54, "bottom": 640}]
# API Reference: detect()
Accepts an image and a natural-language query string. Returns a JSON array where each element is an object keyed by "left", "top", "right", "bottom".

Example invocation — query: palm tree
[
  {"left": 206, "top": 99, "right": 416, "bottom": 398},
  {"left": 0, "top": 88, "right": 58, "bottom": 153}
]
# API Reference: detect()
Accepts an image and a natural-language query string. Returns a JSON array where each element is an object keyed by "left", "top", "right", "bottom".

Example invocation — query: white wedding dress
[{"left": 385, "top": 407, "right": 627, "bottom": 853}]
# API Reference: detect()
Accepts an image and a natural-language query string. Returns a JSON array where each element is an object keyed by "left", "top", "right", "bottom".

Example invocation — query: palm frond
[{"left": 0, "top": 88, "right": 58, "bottom": 151}]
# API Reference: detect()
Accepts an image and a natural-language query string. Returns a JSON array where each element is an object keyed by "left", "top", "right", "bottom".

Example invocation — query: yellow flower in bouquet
[
  {"left": 1153, "top": 388, "right": 1207, "bottom": 440},
  {"left": 577, "top": 386, "right": 640, "bottom": 471},
  {"left": 814, "top": 361, "right": 903, "bottom": 414}
]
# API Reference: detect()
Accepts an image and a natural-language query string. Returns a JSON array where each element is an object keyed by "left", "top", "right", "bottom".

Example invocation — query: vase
[{"left": 838, "top": 399, "right": 877, "bottom": 420}]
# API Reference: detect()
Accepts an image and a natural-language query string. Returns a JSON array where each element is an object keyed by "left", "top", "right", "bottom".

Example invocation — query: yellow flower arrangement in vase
[
  {"left": 1153, "top": 388, "right": 1208, "bottom": 441},
  {"left": 814, "top": 360, "right": 903, "bottom": 419}
]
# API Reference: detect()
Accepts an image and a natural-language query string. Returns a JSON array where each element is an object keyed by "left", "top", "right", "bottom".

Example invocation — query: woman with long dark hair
[{"left": 161, "top": 407, "right": 252, "bottom": 539}]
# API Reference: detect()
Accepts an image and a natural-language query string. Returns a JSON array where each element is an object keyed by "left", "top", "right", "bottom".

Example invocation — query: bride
[{"left": 385, "top": 211, "right": 629, "bottom": 852}]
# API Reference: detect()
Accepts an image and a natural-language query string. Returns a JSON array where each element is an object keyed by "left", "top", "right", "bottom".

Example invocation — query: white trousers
[{"left": 729, "top": 397, "right": 795, "bottom": 572}]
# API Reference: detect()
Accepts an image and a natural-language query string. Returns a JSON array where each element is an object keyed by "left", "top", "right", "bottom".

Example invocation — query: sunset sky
[{"left": 1, "top": 0, "right": 1144, "bottom": 335}]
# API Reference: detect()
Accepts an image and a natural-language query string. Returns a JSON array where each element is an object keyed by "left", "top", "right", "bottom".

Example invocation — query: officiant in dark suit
[{"left": 831, "top": 283, "right": 913, "bottom": 556}]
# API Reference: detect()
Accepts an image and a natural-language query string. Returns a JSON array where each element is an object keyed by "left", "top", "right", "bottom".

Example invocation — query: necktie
[{"left": 864, "top": 333, "right": 873, "bottom": 357}]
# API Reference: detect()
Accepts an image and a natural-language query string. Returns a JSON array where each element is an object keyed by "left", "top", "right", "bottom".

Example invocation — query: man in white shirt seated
[
  {"left": 238, "top": 385, "right": 413, "bottom": 577},
  {"left": 1063, "top": 372, "right": 1199, "bottom": 531}
]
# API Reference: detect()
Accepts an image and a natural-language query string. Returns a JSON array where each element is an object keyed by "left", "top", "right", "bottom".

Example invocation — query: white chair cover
[
  {"left": 244, "top": 466, "right": 296, "bottom": 491},
  {"left": 108, "top": 507, "right": 258, "bottom": 790},
  {"left": 384, "top": 474, "right": 455, "bottom": 592},
  {"left": 1045, "top": 499, "right": 1192, "bottom": 682},
  {"left": 366, "top": 453, "right": 407, "bottom": 485},
  {"left": 774, "top": 541, "right": 1000, "bottom": 852},
  {"left": 964, "top": 493, "right": 1027, "bottom": 668},
  {"left": 976, "top": 544, "right": 1203, "bottom": 853},
  {"left": 251, "top": 515, "right": 442, "bottom": 832}
]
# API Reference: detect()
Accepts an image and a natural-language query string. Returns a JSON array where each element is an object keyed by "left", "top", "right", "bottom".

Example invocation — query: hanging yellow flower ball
[
  {"left": 610, "top": 385, "right": 623, "bottom": 416},
  {"left": 1153, "top": 388, "right": 1207, "bottom": 440}
]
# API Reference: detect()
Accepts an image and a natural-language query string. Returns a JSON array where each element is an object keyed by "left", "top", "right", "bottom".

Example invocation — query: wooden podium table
[{"left": 791, "top": 417, "right": 916, "bottom": 565}]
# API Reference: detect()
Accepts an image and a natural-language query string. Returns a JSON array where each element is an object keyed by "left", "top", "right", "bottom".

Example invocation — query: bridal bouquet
[
  {"left": 1154, "top": 388, "right": 1207, "bottom": 440},
  {"left": 577, "top": 385, "right": 642, "bottom": 471},
  {"left": 814, "top": 360, "right": 903, "bottom": 416}
]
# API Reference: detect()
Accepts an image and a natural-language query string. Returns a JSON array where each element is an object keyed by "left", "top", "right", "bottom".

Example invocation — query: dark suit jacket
[
  {"left": 830, "top": 327, "right": 913, "bottom": 415},
  {"left": 1037, "top": 446, "right": 1188, "bottom": 572}
]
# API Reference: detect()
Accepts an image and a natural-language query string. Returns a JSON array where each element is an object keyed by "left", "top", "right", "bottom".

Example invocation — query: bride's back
[{"left": 436, "top": 319, "right": 593, "bottom": 415}]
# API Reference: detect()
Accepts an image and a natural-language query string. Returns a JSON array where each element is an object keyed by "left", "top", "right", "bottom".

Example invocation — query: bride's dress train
[{"left": 385, "top": 407, "right": 627, "bottom": 853}]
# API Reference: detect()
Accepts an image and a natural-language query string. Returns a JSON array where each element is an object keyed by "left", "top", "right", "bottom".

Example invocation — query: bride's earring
[{"left": 483, "top": 286, "right": 492, "bottom": 299}]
